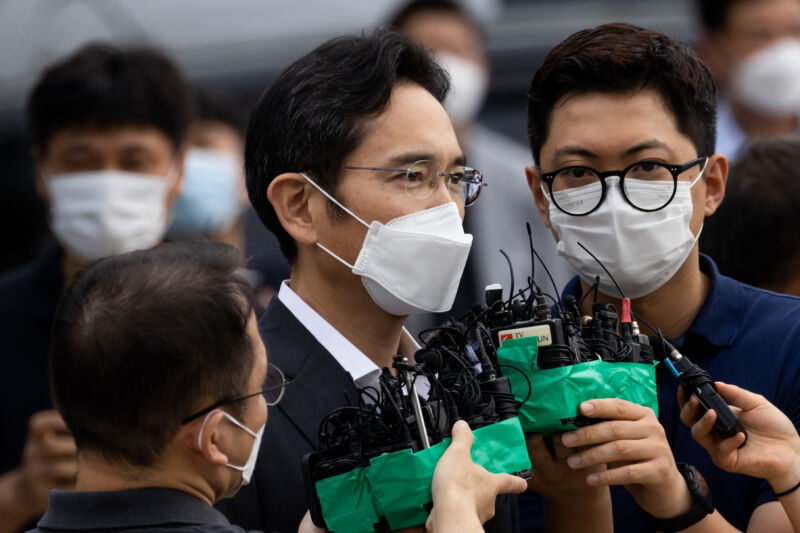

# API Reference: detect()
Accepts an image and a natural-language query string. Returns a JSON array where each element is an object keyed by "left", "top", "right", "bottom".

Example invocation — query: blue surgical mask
[{"left": 168, "top": 148, "right": 243, "bottom": 237}]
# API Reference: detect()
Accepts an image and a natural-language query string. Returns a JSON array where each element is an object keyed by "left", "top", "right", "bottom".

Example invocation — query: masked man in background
[
  {"left": 696, "top": 0, "right": 800, "bottom": 158},
  {"left": 0, "top": 44, "right": 190, "bottom": 532}
]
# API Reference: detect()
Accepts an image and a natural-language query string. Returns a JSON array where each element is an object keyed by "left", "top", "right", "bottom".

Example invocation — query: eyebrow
[
  {"left": 120, "top": 144, "right": 153, "bottom": 155},
  {"left": 623, "top": 139, "right": 674, "bottom": 157},
  {"left": 62, "top": 141, "right": 95, "bottom": 153},
  {"left": 552, "top": 145, "right": 599, "bottom": 159},
  {"left": 384, "top": 152, "right": 467, "bottom": 168},
  {"left": 552, "top": 140, "right": 675, "bottom": 161}
]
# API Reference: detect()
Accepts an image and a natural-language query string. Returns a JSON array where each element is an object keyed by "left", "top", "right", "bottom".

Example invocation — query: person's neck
[
  {"left": 290, "top": 267, "right": 406, "bottom": 369},
  {"left": 577, "top": 249, "right": 709, "bottom": 340},
  {"left": 76, "top": 452, "right": 217, "bottom": 506},
  {"left": 731, "top": 99, "right": 799, "bottom": 138}
]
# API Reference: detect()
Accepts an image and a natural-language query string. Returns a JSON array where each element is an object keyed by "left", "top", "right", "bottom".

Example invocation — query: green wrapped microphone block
[
  {"left": 496, "top": 336, "right": 658, "bottom": 435},
  {"left": 314, "top": 416, "right": 531, "bottom": 533}
]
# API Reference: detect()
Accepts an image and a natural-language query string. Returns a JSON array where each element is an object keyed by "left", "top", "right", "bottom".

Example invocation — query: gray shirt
[{"left": 30, "top": 487, "right": 257, "bottom": 533}]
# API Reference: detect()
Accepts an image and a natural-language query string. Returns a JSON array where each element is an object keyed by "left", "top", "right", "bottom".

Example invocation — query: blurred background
[{"left": 0, "top": 0, "right": 698, "bottom": 278}]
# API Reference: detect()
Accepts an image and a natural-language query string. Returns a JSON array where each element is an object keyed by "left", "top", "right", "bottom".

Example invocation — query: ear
[
  {"left": 702, "top": 153, "right": 728, "bottom": 216},
  {"left": 267, "top": 172, "right": 321, "bottom": 246},
  {"left": 525, "top": 165, "right": 552, "bottom": 229},
  {"left": 192, "top": 410, "right": 231, "bottom": 466}
]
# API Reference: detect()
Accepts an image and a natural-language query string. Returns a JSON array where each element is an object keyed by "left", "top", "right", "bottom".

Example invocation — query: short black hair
[
  {"left": 50, "top": 241, "right": 255, "bottom": 468},
  {"left": 527, "top": 23, "right": 717, "bottom": 165},
  {"left": 388, "top": 0, "right": 480, "bottom": 36},
  {"left": 27, "top": 43, "right": 192, "bottom": 152},
  {"left": 702, "top": 135, "right": 800, "bottom": 291},
  {"left": 245, "top": 29, "right": 449, "bottom": 261}
]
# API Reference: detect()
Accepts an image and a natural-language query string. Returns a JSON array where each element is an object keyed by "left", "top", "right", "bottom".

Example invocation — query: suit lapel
[{"left": 258, "top": 298, "right": 360, "bottom": 448}]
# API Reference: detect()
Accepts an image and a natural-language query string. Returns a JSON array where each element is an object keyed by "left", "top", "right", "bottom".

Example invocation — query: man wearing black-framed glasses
[{"left": 519, "top": 22, "right": 800, "bottom": 533}]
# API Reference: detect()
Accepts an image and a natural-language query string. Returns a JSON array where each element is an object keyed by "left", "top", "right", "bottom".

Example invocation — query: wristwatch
[{"left": 647, "top": 462, "right": 714, "bottom": 532}]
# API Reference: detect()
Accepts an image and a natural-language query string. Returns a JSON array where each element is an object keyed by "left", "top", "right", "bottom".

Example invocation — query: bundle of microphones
[
  {"left": 302, "top": 309, "right": 533, "bottom": 531},
  {"left": 459, "top": 223, "right": 745, "bottom": 439},
  {"left": 302, "top": 320, "right": 531, "bottom": 483},
  {"left": 303, "top": 223, "right": 744, "bottom": 530}
]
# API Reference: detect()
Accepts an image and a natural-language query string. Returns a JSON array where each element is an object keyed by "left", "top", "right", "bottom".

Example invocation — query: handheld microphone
[{"left": 660, "top": 338, "right": 747, "bottom": 444}]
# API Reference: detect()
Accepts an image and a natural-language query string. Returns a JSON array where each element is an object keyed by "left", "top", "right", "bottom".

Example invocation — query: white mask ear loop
[
  {"left": 300, "top": 172, "right": 370, "bottom": 270},
  {"left": 196, "top": 410, "right": 257, "bottom": 456},
  {"left": 689, "top": 157, "right": 709, "bottom": 188},
  {"left": 300, "top": 172, "right": 369, "bottom": 227}
]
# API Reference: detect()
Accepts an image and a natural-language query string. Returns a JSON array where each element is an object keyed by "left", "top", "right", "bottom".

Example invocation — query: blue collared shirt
[{"left": 520, "top": 254, "right": 800, "bottom": 531}]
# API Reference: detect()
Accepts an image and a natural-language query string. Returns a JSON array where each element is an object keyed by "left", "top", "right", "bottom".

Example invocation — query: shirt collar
[
  {"left": 675, "top": 253, "right": 742, "bottom": 348},
  {"left": 561, "top": 254, "right": 741, "bottom": 349},
  {"left": 38, "top": 488, "right": 229, "bottom": 530},
  {"left": 277, "top": 281, "right": 420, "bottom": 389}
]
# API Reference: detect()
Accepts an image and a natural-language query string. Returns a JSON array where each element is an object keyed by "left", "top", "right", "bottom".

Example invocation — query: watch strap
[{"left": 647, "top": 462, "right": 713, "bottom": 532}]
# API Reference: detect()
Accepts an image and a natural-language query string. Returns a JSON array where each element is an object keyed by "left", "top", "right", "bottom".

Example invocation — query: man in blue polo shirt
[{"left": 520, "top": 23, "right": 800, "bottom": 532}]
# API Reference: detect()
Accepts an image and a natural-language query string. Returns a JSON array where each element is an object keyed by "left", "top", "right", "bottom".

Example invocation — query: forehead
[
  {"left": 540, "top": 90, "right": 693, "bottom": 163},
  {"left": 44, "top": 125, "right": 176, "bottom": 158},
  {"left": 344, "top": 82, "right": 461, "bottom": 166},
  {"left": 187, "top": 121, "right": 243, "bottom": 155},
  {"left": 400, "top": 11, "right": 481, "bottom": 60}
]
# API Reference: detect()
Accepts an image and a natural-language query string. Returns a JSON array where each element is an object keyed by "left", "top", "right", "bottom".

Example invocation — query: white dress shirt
[{"left": 277, "top": 281, "right": 428, "bottom": 396}]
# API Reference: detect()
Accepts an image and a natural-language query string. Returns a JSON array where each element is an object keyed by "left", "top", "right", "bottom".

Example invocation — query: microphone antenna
[
  {"left": 576, "top": 241, "right": 626, "bottom": 300},
  {"left": 499, "top": 249, "right": 515, "bottom": 303},
  {"left": 527, "top": 222, "right": 563, "bottom": 311},
  {"left": 527, "top": 222, "right": 536, "bottom": 285}
]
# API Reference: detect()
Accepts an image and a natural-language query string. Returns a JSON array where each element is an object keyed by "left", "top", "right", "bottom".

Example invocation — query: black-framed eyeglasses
[
  {"left": 539, "top": 156, "right": 708, "bottom": 216},
  {"left": 342, "top": 159, "right": 486, "bottom": 206},
  {"left": 181, "top": 362, "right": 290, "bottom": 425}
]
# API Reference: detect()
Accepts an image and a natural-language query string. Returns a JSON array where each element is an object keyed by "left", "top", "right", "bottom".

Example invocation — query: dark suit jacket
[{"left": 216, "top": 297, "right": 519, "bottom": 533}]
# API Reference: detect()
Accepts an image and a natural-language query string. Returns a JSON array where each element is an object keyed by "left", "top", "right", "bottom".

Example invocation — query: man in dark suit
[{"left": 214, "top": 29, "right": 519, "bottom": 533}]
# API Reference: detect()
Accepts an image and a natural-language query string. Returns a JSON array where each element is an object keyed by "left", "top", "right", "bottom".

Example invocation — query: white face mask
[
  {"left": 301, "top": 173, "right": 473, "bottom": 316},
  {"left": 732, "top": 38, "right": 800, "bottom": 116},
  {"left": 437, "top": 52, "right": 489, "bottom": 126},
  {"left": 198, "top": 410, "right": 264, "bottom": 494},
  {"left": 547, "top": 161, "right": 706, "bottom": 299},
  {"left": 46, "top": 170, "right": 174, "bottom": 262},
  {"left": 168, "top": 148, "right": 244, "bottom": 237}
]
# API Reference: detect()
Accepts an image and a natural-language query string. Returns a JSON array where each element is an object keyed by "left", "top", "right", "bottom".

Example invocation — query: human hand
[
  {"left": 298, "top": 511, "right": 326, "bottom": 533},
  {"left": 679, "top": 382, "right": 800, "bottom": 493},
  {"left": 560, "top": 399, "right": 693, "bottom": 519},
  {"left": 526, "top": 431, "right": 608, "bottom": 501},
  {"left": 427, "top": 420, "right": 527, "bottom": 533},
  {"left": 17, "top": 410, "right": 77, "bottom": 514}
]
